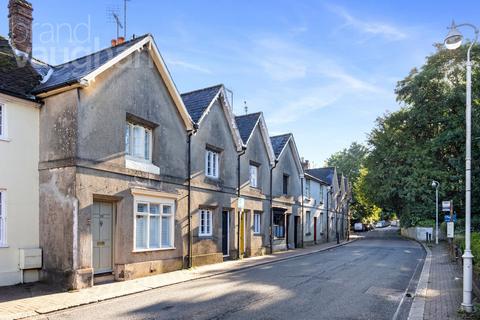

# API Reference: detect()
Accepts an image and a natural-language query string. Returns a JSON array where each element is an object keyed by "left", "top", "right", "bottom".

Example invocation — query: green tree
[
  {"left": 325, "top": 142, "right": 368, "bottom": 183},
  {"left": 362, "top": 43, "right": 480, "bottom": 226}
]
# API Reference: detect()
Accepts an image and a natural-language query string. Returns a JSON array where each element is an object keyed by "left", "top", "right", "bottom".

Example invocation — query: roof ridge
[
  {"left": 235, "top": 111, "right": 262, "bottom": 119},
  {"left": 181, "top": 84, "right": 223, "bottom": 96},
  {"left": 270, "top": 133, "right": 292, "bottom": 138},
  {"left": 50, "top": 34, "right": 150, "bottom": 68}
]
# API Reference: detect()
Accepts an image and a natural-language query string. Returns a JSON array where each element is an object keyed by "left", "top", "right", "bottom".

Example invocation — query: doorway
[
  {"left": 314, "top": 217, "right": 317, "bottom": 243},
  {"left": 222, "top": 210, "right": 229, "bottom": 257},
  {"left": 294, "top": 216, "right": 300, "bottom": 248},
  {"left": 92, "top": 201, "right": 113, "bottom": 274}
]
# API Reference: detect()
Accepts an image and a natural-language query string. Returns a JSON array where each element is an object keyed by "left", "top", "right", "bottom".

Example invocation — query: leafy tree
[
  {"left": 361, "top": 43, "right": 480, "bottom": 226},
  {"left": 325, "top": 142, "right": 368, "bottom": 183}
]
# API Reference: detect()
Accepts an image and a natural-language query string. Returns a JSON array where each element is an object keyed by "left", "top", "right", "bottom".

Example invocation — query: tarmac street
[{"left": 31, "top": 228, "right": 425, "bottom": 320}]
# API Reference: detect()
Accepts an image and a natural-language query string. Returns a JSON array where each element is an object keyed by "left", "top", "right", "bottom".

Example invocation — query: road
[{"left": 35, "top": 228, "right": 425, "bottom": 320}]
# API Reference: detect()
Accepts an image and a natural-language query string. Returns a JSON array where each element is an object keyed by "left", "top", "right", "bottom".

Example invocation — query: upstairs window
[
  {"left": 125, "top": 122, "right": 152, "bottom": 162},
  {"left": 305, "top": 180, "right": 311, "bottom": 198},
  {"left": 249, "top": 164, "right": 258, "bottom": 188},
  {"left": 205, "top": 150, "right": 219, "bottom": 178},
  {"left": 319, "top": 186, "right": 324, "bottom": 203},
  {"left": 283, "top": 174, "right": 289, "bottom": 195}
]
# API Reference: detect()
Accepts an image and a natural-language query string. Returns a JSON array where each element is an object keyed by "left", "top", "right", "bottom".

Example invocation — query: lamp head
[
  {"left": 444, "top": 21, "right": 463, "bottom": 50},
  {"left": 431, "top": 180, "right": 438, "bottom": 188}
]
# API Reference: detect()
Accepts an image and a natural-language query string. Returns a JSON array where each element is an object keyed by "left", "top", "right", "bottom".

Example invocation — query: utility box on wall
[{"left": 19, "top": 248, "right": 42, "bottom": 269}]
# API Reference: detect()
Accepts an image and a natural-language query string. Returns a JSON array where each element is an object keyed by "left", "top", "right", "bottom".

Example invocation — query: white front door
[{"left": 92, "top": 202, "right": 113, "bottom": 274}]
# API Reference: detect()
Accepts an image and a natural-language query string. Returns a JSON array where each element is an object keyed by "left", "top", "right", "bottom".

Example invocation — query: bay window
[{"left": 134, "top": 198, "right": 174, "bottom": 251}]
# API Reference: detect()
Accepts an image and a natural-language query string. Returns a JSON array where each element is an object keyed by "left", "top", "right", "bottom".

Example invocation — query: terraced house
[{"left": 0, "top": 0, "right": 351, "bottom": 289}]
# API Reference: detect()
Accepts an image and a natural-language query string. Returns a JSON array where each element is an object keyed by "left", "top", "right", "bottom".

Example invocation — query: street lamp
[
  {"left": 431, "top": 180, "right": 439, "bottom": 245},
  {"left": 443, "top": 20, "right": 479, "bottom": 313}
]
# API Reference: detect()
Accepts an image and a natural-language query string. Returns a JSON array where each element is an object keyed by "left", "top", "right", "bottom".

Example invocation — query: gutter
[
  {"left": 237, "top": 146, "right": 247, "bottom": 259},
  {"left": 187, "top": 124, "right": 198, "bottom": 268},
  {"left": 301, "top": 176, "right": 304, "bottom": 248},
  {"left": 269, "top": 159, "right": 278, "bottom": 253}
]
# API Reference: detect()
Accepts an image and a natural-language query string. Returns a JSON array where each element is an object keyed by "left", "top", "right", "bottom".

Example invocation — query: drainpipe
[
  {"left": 237, "top": 146, "right": 247, "bottom": 259},
  {"left": 300, "top": 176, "right": 304, "bottom": 248},
  {"left": 269, "top": 160, "right": 278, "bottom": 254},
  {"left": 187, "top": 124, "right": 198, "bottom": 269}
]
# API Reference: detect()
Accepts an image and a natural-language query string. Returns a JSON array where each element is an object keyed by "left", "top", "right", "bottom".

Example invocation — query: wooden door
[
  {"left": 222, "top": 210, "right": 229, "bottom": 256},
  {"left": 92, "top": 202, "right": 113, "bottom": 274},
  {"left": 314, "top": 217, "right": 317, "bottom": 243}
]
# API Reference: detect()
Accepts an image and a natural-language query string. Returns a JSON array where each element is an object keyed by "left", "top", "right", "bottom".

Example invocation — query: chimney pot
[
  {"left": 111, "top": 39, "right": 117, "bottom": 47},
  {"left": 8, "top": 0, "right": 33, "bottom": 56},
  {"left": 117, "top": 36, "right": 125, "bottom": 45}
]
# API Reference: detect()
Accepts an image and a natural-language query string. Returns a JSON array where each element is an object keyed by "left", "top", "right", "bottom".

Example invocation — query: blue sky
[{"left": 2, "top": 0, "right": 479, "bottom": 165}]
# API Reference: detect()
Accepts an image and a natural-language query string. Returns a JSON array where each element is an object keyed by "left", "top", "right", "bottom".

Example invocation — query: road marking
[{"left": 392, "top": 244, "right": 425, "bottom": 320}]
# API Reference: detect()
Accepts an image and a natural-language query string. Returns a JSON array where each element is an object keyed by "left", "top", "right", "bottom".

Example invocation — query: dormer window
[{"left": 125, "top": 122, "right": 152, "bottom": 162}]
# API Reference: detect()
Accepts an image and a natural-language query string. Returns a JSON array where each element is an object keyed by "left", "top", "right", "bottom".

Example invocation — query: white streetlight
[
  {"left": 431, "top": 180, "right": 439, "bottom": 245},
  {"left": 443, "top": 20, "right": 479, "bottom": 313}
]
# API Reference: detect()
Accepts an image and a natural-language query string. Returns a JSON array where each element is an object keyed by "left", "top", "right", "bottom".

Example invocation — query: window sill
[
  {"left": 198, "top": 235, "right": 213, "bottom": 238},
  {"left": 0, "top": 136, "right": 10, "bottom": 142},
  {"left": 132, "top": 247, "right": 175, "bottom": 253},
  {"left": 253, "top": 233, "right": 262, "bottom": 236},
  {"left": 0, "top": 244, "right": 9, "bottom": 248},
  {"left": 126, "top": 157, "right": 160, "bottom": 175}
]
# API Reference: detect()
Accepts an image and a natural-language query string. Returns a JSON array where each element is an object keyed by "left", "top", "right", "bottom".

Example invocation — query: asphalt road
[{"left": 36, "top": 228, "right": 425, "bottom": 320}]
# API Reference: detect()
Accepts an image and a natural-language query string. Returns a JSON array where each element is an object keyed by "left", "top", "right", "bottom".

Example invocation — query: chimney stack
[{"left": 8, "top": 0, "right": 33, "bottom": 56}]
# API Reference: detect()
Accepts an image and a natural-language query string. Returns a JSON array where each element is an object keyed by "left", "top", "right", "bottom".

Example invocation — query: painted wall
[{"left": 0, "top": 94, "right": 39, "bottom": 286}]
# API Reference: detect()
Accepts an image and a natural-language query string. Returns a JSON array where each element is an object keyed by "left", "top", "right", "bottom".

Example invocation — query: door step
[{"left": 94, "top": 273, "right": 114, "bottom": 285}]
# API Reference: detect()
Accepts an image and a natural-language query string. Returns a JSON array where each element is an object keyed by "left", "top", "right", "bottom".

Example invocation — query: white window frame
[
  {"left": 0, "top": 190, "right": 7, "bottom": 247},
  {"left": 249, "top": 164, "right": 259, "bottom": 188},
  {"left": 0, "top": 103, "right": 8, "bottom": 141},
  {"left": 199, "top": 209, "right": 213, "bottom": 237},
  {"left": 319, "top": 185, "right": 324, "bottom": 204},
  {"left": 205, "top": 150, "right": 220, "bottom": 179},
  {"left": 305, "top": 180, "right": 311, "bottom": 198},
  {"left": 133, "top": 196, "right": 175, "bottom": 252},
  {"left": 253, "top": 212, "right": 261, "bottom": 234},
  {"left": 125, "top": 122, "right": 153, "bottom": 162}
]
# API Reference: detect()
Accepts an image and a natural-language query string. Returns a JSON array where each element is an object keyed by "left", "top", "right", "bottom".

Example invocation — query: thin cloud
[
  {"left": 327, "top": 5, "right": 407, "bottom": 41},
  {"left": 167, "top": 59, "right": 212, "bottom": 74}
]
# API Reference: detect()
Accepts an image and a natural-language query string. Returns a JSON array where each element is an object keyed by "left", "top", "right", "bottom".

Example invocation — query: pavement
[
  {"left": 0, "top": 237, "right": 358, "bottom": 320},
  {"left": 21, "top": 229, "right": 425, "bottom": 320},
  {"left": 408, "top": 241, "right": 464, "bottom": 320}
]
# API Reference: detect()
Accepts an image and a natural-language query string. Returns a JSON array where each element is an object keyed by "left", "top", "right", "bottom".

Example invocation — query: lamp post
[
  {"left": 431, "top": 180, "right": 439, "bottom": 245},
  {"left": 443, "top": 20, "right": 479, "bottom": 313}
]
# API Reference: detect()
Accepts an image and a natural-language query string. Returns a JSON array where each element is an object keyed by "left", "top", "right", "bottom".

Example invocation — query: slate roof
[
  {"left": 306, "top": 167, "right": 336, "bottom": 185},
  {"left": 33, "top": 34, "right": 150, "bottom": 94},
  {"left": 235, "top": 112, "right": 261, "bottom": 144},
  {"left": 180, "top": 84, "right": 223, "bottom": 123},
  {"left": 270, "top": 133, "right": 291, "bottom": 158},
  {"left": 0, "top": 36, "right": 42, "bottom": 100}
]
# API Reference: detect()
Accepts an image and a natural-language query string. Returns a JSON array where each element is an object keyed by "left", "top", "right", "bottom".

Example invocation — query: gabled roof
[
  {"left": 0, "top": 36, "right": 41, "bottom": 100},
  {"left": 306, "top": 167, "right": 336, "bottom": 185},
  {"left": 235, "top": 112, "right": 275, "bottom": 165},
  {"left": 29, "top": 34, "right": 193, "bottom": 130},
  {"left": 235, "top": 112, "right": 261, "bottom": 144},
  {"left": 270, "top": 134, "right": 291, "bottom": 158},
  {"left": 270, "top": 133, "right": 304, "bottom": 177},
  {"left": 33, "top": 35, "right": 149, "bottom": 94},
  {"left": 181, "top": 84, "right": 223, "bottom": 124},
  {"left": 182, "top": 84, "right": 244, "bottom": 151},
  {"left": 304, "top": 172, "right": 328, "bottom": 185}
]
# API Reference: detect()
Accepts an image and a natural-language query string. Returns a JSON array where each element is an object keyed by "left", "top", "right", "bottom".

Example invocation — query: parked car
[{"left": 354, "top": 222, "right": 364, "bottom": 232}]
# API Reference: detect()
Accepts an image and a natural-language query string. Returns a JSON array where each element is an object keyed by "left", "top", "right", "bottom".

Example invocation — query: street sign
[
  {"left": 442, "top": 200, "right": 452, "bottom": 212},
  {"left": 238, "top": 197, "right": 245, "bottom": 210},
  {"left": 444, "top": 214, "right": 457, "bottom": 223},
  {"left": 447, "top": 222, "right": 454, "bottom": 238}
]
